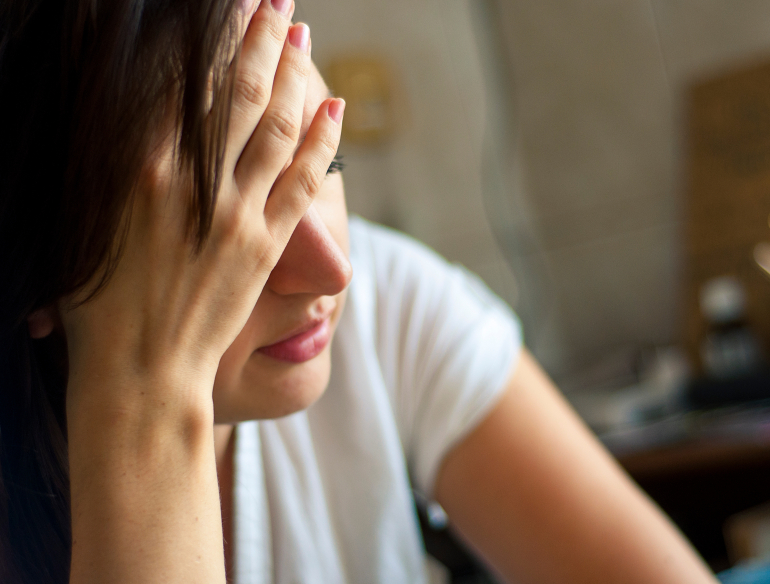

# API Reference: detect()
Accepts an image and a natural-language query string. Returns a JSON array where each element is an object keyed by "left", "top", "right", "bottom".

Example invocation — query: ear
[{"left": 26, "top": 306, "right": 57, "bottom": 339}]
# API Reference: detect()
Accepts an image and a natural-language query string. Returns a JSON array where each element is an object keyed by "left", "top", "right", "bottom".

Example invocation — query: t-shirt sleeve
[{"left": 352, "top": 218, "right": 523, "bottom": 498}]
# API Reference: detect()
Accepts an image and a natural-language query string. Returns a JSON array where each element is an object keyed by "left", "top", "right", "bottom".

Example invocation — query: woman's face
[
  {"left": 211, "top": 64, "right": 352, "bottom": 422},
  {"left": 24, "top": 65, "right": 347, "bottom": 423}
]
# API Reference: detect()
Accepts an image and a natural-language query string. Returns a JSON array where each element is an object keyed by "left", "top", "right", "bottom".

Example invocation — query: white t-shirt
[{"left": 232, "top": 217, "right": 522, "bottom": 584}]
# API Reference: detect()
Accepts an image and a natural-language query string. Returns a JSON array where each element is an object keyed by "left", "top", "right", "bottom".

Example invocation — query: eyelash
[{"left": 327, "top": 155, "right": 345, "bottom": 175}]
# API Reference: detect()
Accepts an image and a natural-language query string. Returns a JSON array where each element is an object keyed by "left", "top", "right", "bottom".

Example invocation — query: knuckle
[
  {"left": 253, "top": 11, "right": 286, "bottom": 45},
  {"left": 233, "top": 71, "right": 271, "bottom": 110},
  {"left": 264, "top": 109, "right": 301, "bottom": 146},
  {"left": 218, "top": 206, "right": 246, "bottom": 244},
  {"left": 294, "top": 163, "right": 324, "bottom": 197},
  {"left": 215, "top": 195, "right": 251, "bottom": 242},
  {"left": 320, "top": 132, "right": 340, "bottom": 158},
  {"left": 224, "top": 214, "right": 264, "bottom": 262},
  {"left": 285, "top": 55, "right": 311, "bottom": 79}
]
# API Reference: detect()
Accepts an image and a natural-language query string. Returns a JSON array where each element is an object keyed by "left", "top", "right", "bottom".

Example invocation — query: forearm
[
  {"left": 478, "top": 436, "right": 717, "bottom": 584},
  {"left": 67, "top": 372, "right": 225, "bottom": 584},
  {"left": 436, "top": 351, "right": 717, "bottom": 584}
]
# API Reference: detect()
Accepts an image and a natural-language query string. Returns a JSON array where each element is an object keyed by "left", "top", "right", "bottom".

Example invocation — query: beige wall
[
  {"left": 493, "top": 0, "right": 770, "bottom": 379},
  {"left": 298, "top": 0, "right": 770, "bottom": 382}
]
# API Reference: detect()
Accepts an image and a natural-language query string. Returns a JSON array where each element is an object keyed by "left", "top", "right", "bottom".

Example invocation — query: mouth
[{"left": 256, "top": 317, "right": 332, "bottom": 363}]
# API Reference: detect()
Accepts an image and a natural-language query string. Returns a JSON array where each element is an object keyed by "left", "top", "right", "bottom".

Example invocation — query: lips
[{"left": 257, "top": 318, "right": 332, "bottom": 363}]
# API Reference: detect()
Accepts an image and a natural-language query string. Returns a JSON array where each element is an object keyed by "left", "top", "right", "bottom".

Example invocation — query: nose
[{"left": 266, "top": 205, "right": 353, "bottom": 297}]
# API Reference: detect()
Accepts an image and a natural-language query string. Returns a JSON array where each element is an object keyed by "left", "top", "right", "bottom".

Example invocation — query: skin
[
  {"left": 435, "top": 352, "right": 719, "bottom": 584},
  {"left": 208, "top": 65, "right": 720, "bottom": 582},
  {"left": 211, "top": 122, "right": 351, "bottom": 425},
  {"left": 212, "top": 66, "right": 352, "bottom": 574},
  {"left": 26, "top": 2, "right": 719, "bottom": 583},
  {"left": 54, "top": 1, "right": 346, "bottom": 581}
]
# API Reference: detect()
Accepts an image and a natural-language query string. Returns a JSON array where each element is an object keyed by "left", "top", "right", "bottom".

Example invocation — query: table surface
[
  {"left": 617, "top": 436, "right": 770, "bottom": 478},
  {"left": 603, "top": 403, "right": 770, "bottom": 478}
]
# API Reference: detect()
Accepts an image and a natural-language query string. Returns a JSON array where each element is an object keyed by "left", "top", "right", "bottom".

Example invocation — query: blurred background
[{"left": 297, "top": 0, "right": 770, "bottom": 580}]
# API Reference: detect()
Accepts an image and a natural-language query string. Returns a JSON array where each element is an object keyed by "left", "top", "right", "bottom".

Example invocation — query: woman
[{"left": 0, "top": 1, "right": 720, "bottom": 583}]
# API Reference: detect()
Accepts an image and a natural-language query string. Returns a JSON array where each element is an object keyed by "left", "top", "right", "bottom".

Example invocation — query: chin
[{"left": 213, "top": 345, "right": 332, "bottom": 423}]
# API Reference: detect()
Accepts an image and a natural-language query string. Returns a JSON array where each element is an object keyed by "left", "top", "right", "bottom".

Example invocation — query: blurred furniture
[
  {"left": 612, "top": 400, "right": 770, "bottom": 572},
  {"left": 683, "top": 59, "right": 770, "bottom": 373}
]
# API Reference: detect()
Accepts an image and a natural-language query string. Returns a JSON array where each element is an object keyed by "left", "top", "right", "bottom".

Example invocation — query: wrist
[
  {"left": 66, "top": 362, "right": 217, "bottom": 435},
  {"left": 66, "top": 367, "right": 224, "bottom": 584}
]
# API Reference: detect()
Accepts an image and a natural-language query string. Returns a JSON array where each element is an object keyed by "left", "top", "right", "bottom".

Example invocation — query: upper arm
[{"left": 433, "top": 349, "right": 718, "bottom": 584}]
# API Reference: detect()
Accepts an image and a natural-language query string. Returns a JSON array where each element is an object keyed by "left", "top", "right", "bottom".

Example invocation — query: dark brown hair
[{"left": 0, "top": 0, "right": 240, "bottom": 581}]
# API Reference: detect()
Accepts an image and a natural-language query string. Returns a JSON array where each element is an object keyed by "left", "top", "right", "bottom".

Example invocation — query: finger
[
  {"left": 225, "top": 0, "right": 296, "bottom": 168},
  {"left": 233, "top": 22, "right": 311, "bottom": 199},
  {"left": 264, "top": 98, "right": 345, "bottom": 242},
  {"left": 204, "top": 0, "right": 261, "bottom": 114}
]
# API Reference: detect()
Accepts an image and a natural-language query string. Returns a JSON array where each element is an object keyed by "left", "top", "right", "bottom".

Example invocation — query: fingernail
[
  {"left": 288, "top": 23, "right": 310, "bottom": 53},
  {"left": 271, "top": 0, "right": 293, "bottom": 17},
  {"left": 328, "top": 98, "right": 345, "bottom": 124}
]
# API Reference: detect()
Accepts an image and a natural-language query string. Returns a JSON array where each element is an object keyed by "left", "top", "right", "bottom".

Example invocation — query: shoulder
[
  {"left": 347, "top": 215, "right": 448, "bottom": 279},
  {"left": 344, "top": 217, "right": 523, "bottom": 495},
  {"left": 347, "top": 215, "right": 517, "bottom": 329}
]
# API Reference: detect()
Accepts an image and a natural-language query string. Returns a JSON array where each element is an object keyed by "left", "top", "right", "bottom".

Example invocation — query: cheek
[
  {"left": 214, "top": 318, "right": 261, "bottom": 395},
  {"left": 316, "top": 173, "right": 349, "bottom": 255},
  {"left": 211, "top": 174, "right": 349, "bottom": 420},
  {"left": 211, "top": 319, "right": 338, "bottom": 422}
]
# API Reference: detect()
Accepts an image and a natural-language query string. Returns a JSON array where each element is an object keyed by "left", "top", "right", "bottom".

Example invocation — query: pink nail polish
[
  {"left": 271, "top": 0, "right": 292, "bottom": 17},
  {"left": 288, "top": 23, "right": 309, "bottom": 53},
  {"left": 328, "top": 99, "right": 345, "bottom": 124}
]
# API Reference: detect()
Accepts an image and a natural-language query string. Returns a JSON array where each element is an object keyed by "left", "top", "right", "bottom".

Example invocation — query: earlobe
[{"left": 26, "top": 307, "right": 56, "bottom": 339}]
